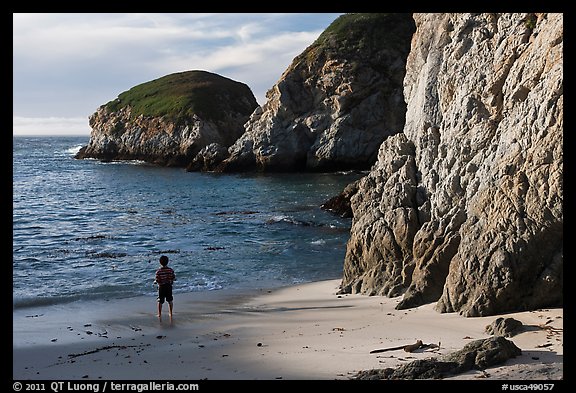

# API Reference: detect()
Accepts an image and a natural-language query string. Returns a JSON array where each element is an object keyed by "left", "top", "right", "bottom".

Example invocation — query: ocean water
[{"left": 13, "top": 136, "right": 362, "bottom": 310}]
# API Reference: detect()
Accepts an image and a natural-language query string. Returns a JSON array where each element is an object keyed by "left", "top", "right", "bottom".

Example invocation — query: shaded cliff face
[
  {"left": 75, "top": 70, "right": 258, "bottom": 167},
  {"left": 215, "top": 13, "right": 416, "bottom": 172},
  {"left": 340, "top": 13, "right": 563, "bottom": 317}
]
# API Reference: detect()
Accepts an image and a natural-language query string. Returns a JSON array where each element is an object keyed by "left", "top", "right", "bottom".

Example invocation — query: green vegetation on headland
[
  {"left": 104, "top": 70, "right": 257, "bottom": 123},
  {"left": 297, "top": 13, "right": 415, "bottom": 68}
]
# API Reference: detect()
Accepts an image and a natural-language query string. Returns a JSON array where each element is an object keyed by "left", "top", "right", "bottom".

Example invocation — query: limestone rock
[
  {"left": 340, "top": 13, "right": 563, "bottom": 316},
  {"left": 485, "top": 317, "right": 524, "bottom": 337},
  {"left": 75, "top": 70, "right": 258, "bottom": 167},
  {"left": 215, "top": 13, "right": 416, "bottom": 172}
]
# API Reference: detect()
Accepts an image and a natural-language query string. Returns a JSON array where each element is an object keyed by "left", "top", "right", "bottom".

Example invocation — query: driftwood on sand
[
  {"left": 359, "top": 336, "right": 522, "bottom": 380},
  {"left": 370, "top": 339, "right": 440, "bottom": 354}
]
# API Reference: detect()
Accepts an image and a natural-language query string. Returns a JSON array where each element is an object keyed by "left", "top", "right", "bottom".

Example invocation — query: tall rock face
[
  {"left": 75, "top": 70, "right": 258, "bottom": 168},
  {"left": 340, "top": 13, "right": 563, "bottom": 317},
  {"left": 214, "top": 13, "right": 416, "bottom": 172}
]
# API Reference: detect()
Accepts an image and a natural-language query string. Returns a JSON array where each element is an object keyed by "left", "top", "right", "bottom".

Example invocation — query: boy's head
[{"left": 159, "top": 255, "right": 169, "bottom": 266}]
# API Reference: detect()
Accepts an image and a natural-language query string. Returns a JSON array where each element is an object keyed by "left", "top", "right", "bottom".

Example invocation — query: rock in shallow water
[{"left": 75, "top": 70, "right": 258, "bottom": 167}]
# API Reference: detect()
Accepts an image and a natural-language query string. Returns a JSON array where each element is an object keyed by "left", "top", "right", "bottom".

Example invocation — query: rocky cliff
[
  {"left": 339, "top": 13, "right": 563, "bottom": 316},
  {"left": 212, "top": 13, "right": 415, "bottom": 172},
  {"left": 75, "top": 70, "right": 258, "bottom": 167}
]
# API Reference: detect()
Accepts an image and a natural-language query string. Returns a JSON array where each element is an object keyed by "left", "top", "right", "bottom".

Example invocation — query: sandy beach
[{"left": 13, "top": 279, "right": 563, "bottom": 381}]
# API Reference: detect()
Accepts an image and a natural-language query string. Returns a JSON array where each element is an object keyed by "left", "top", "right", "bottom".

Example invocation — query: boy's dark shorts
[{"left": 157, "top": 284, "right": 173, "bottom": 304}]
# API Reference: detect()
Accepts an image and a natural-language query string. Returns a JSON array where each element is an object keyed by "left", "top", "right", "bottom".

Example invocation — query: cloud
[
  {"left": 13, "top": 116, "right": 91, "bottom": 136},
  {"left": 13, "top": 13, "right": 341, "bottom": 135},
  {"left": 13, "top": 13, "right": 234, "bottom": 61},
  {"left": 156, "top": 30, "right": 322, "bottom": 93}
]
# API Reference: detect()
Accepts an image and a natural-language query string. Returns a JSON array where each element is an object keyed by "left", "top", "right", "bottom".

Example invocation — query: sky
[{"left": 13, "top": 13, "right": 343, "bottom": 136}]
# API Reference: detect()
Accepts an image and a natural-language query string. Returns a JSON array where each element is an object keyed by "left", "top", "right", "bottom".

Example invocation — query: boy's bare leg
[
  {"left": 168, "top": 301, "right": 173, "bottom": 322},
  {"left": 157, "top": 302, "right": 162, "bottom": 322}
]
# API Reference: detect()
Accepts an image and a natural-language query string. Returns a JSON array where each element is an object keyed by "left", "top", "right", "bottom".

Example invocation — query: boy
[{"left": 154, "top": 255, "right": 176, "bottom": 322}]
